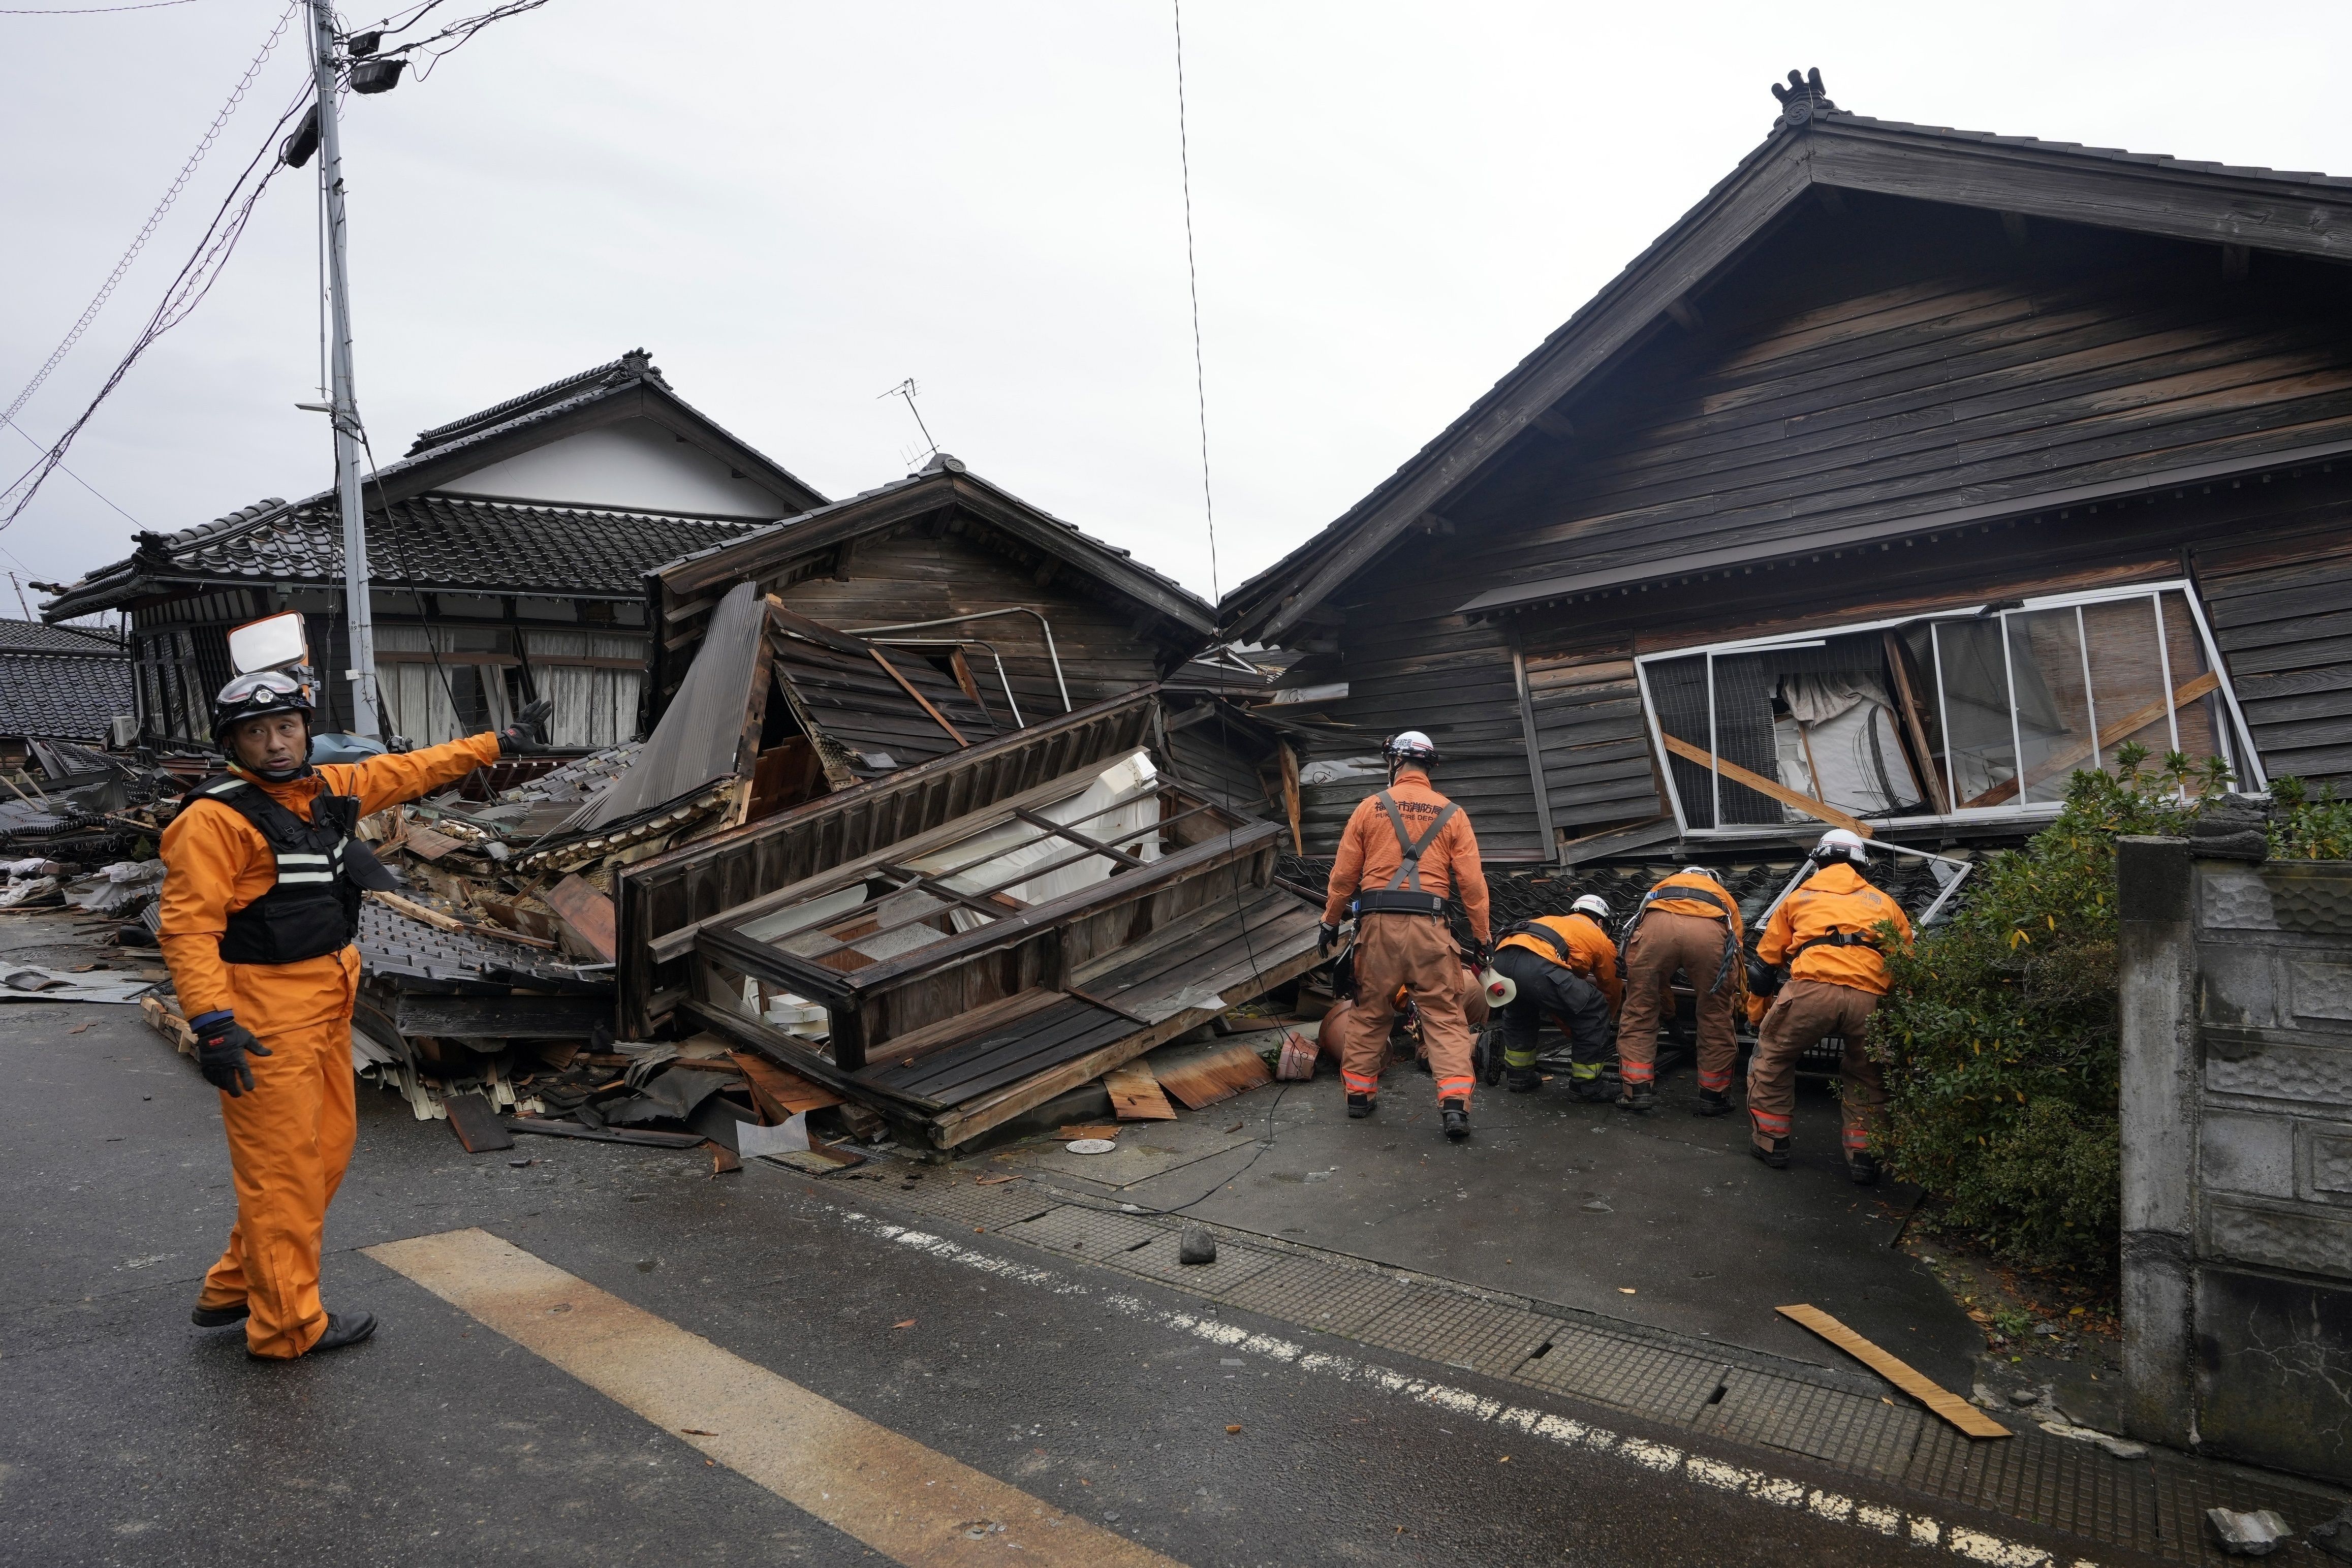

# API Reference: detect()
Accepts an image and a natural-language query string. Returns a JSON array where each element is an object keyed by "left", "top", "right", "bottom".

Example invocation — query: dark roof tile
[{"left": 0, "top": 648, "right": 132, "bottom": 740}]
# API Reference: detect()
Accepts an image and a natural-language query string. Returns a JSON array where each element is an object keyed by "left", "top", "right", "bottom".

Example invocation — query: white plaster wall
[{"left": 437, "top": 418, "right": 787, "bottom": 516}]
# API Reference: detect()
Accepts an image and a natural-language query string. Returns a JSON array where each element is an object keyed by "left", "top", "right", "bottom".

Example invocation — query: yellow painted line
[{"left": 365, "top": 1228, "right": 1182, "bottom": 1568}]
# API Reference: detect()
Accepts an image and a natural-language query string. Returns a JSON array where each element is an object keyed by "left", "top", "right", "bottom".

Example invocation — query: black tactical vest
[{"left": 185, "top": 774, "right": 364, "bottom": 965}]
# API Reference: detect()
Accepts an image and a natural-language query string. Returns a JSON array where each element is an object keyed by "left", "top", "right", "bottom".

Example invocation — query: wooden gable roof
[{"left": 1225, "top": 75, "right": 2352, "bottom": 643}]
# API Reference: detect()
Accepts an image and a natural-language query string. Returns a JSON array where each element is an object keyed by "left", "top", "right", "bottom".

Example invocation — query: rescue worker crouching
[
  {"left": 1746, "top": 829, "right": 1914, "bottom": 1183},
  {"left": 1487, "top": 894, "right": 1620, "bottom": 1097},
  {"left": 161, "top": 670, "right": 552, "bottom": 1359},
  {"left": 1318, "top": 730, "right": 1490, "bottom": 1142},
  {"left": 1616, "top": 866, "right": 1745, "bottom": 1116}
]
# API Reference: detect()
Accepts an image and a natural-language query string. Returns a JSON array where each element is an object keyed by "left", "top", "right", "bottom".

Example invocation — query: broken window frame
[{"left": 1632, "top": 579, "right": 2263, "bottom": 839}]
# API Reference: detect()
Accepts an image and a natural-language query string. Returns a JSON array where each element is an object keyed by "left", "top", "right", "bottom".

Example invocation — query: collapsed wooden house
[
  {"left": 615, "top": 690, "right": 1323, "bottom": 1148},
  {"left": 1225, "top": 74, "right": 2352, "bottom": 864}
]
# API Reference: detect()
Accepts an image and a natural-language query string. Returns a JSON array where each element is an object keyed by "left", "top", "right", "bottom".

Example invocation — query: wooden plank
[
  {"left": 1153, "top": 1041, "right": 1273, "bottom": 1110},
  {"left": 1103, "top": 1060, "right": 1177, "bottom": 1120},
  {"left": 1278, "top": 740, "right": 1303, "bottom": 855},
  {"left": 505, "top": 1116, "right": 708, "bottom": 1149},
  {"left": 1961, "top": 670, "right": 2222, "bottom": 808},
  {"left": 391, "top": 993, "right": 610, "bottom": 1039},
  {"left": 727, "top": 1049, "right": 844, "bottom": 1118},
  {"left": 543, "top": 874, "right": 618, "bottom": 963},
  {"left": 1774, "top": 1304, "right": 2013, "bottom": 1440},
  {"left": 862, "top": 986, "right": 1069, "bottom": 1066},
  {"left": 367, "top": 890, "right": 559, "bottom": 949},
  {"left": 1882, "top": 629, "right": 1950, "bottom": 813},
  {"left": 1656, "top": 732, "right": 1873, "bottom": 836},
  {"left": 444, "top": 1091, "right": 516, "bottom": 1153}
]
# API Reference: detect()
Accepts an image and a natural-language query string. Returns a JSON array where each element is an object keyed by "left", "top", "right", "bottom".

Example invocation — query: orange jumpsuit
[
  {"left": 1319, "top": 767, "right": 1489, "bottom": 1107},
  {"left": 1617, "top": 871, "right": 1744, "bottom": 1094},
  {"left": 160, "top": 733, "right": 500, "bottom": 1358},
  {"left": 1492, "top": 913, "right": 1620, "bottom": 1088},
  {"left": 1748, "top": 863, "right": 1913, "bottom": 1159}
]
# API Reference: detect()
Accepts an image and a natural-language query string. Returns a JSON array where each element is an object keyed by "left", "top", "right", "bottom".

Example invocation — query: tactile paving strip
[
  {"left": 1510, "top": 1325, "right": 1728, "bottom": 1425},
  {"left": 998, "top": 1205, "right": 1165, "bottom": 1259},
  {"left": 1357, "top": 1295, "right": 1556, "bottom": 1377},
  {"left": 1212, "top": 1256, "right": 1418, "bottom": 1337},
  {"left": 1114, "top": 1231, "right": 1281, "bottom": 1292},
  {"left": 879, "top": 1176, "right": 1051, "bottom": 1231},
  {"left": 1700, "top": 1368, "right": 1924, "bottom": 1478},
  {"left": 2149, "top": 1458, "right": 2345, "bottom": 1566},
  {"left": 1906, "top": 1421, "right": 2160, "bottom": 1557}
]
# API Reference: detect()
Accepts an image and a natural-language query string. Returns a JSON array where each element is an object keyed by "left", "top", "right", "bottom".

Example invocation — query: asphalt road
[{"left": 3, "top": 991, "right": 2101, "bottom": 1568}]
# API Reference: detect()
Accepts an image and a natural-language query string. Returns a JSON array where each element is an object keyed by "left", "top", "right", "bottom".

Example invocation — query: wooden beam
[
  {"left": 1278, "top": 740, "right": 1302, "bottom": 855},
  {"left": 1664, "top": 297, "right": 1703, "bottom": 332},
  {"left": 868, "top": 646, "right": 969, "bottom": 748},
  {"left": 1881, "top": 630, "right": 1951, "bottom": 814},
  {"left": 1961, "top": 670, "right": 2220, "bottom": 810},
  {"left": 1656, "top": 732, "right": 1874, "bottom": 837}
]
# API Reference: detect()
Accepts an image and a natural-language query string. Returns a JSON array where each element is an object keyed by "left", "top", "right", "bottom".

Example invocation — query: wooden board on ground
[
  {"left": 444, "top": 1091, "right": 516, "bottom": 1153},
  {"left": 727, "top": 1049, "right": 844, "bottom": 1119},
  {"left": 505, "top": 1116, "right": 706, "bottom": 1149},
  {"left": 544, "top": 874, "right": 618, "bottom": 962},
  {"left": 1151, "top": 1040, "right": 1273, "bottom": 1110},
  {"left": 1056, "top": 1124, "right": 1120, "bottom": 1141},
  {"left": 1103, "top": 1060, "right": 1178, "bottom": 1120},
  {"left": 1775, "top": 1304, "right": 2013, "bottom": 1439},
  {"left": 140, "top": 993, "right": 194, "bottom": 1056}
]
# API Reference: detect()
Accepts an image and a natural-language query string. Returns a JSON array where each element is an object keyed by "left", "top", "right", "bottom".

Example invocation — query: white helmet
[
  {"left": 1384, "top": 730, "right": 1440, "bottom": 768},
  {"left": 1571, "top": 894, "right": 1611, "bottom": 920},
  {"left": 1813, "top": 828, "right": 1869, "bottom": 864},
  {"left": 1680, "top": 865, "right": 1711, "bottom": 878}
]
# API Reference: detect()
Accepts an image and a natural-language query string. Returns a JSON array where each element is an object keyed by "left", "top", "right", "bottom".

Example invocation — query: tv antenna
[{"left": 878, "top": 378, "right": 939, "bottom": 467}]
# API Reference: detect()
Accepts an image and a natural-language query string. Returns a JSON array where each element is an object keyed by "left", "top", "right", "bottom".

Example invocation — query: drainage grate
[
  {"left": 1509, "top": 1326, "right": 1729, "bottom": 1425},
  {"left": 1906, "top": 1420, "right": 2161, "bottom": 1557},
  {"left": 1213, "top": 1256, "right": 1417, "bottom": 1337},
  {"left": 998, "top": 1205, "right": 1164, "bottom": 1258},
  {"left": 1357, "top": 1295, "right": 1555, "bottom": 1377},
  {"left": 1115, "top": 1231, "right": 1281, "bottom": 1292}
]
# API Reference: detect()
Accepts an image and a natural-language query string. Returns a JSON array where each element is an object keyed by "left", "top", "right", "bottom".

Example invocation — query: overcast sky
[{"left": 6, "top": 1, "right": 2352, "bottom": 619}]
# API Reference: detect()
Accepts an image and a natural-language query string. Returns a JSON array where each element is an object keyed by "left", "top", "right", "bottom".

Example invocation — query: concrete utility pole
[{"left": 308, "top": 0, "right": 381, "bottom": 737}]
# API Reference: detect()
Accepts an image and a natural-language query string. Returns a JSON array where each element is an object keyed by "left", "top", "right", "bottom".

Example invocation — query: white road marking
[{"left": 367, "top": 1227, "right": 1184, "bottom": 1568}]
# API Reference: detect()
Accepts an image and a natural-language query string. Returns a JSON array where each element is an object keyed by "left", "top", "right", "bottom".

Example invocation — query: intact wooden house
[
  {"left": 1226, "top": 75, "right": 2352, "bottom": 863},
  {"left": 40, "top": 351, "right": 827, "bottom": 750}
]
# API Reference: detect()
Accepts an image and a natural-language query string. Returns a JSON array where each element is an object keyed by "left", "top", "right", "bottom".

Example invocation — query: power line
[
  {"left": 1, "top": 417, "right": 142, "bottom": 525},
  {"left": 0, "top": 77, "right": 315, "bottom": 528},
  {"left": 1171, "top": 0, "right": 1219, "bottom": 607},
  {"left": 0, "top": 0, "right": 201, "bottom": 12},
  {"left": 0, "top": 1, "right": 298, "bottom": 432}
]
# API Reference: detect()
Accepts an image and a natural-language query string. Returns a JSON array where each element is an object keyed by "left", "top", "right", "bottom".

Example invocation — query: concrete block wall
[{"left": 2119, "top": 838, "right": 2352, "bottom": 1485}]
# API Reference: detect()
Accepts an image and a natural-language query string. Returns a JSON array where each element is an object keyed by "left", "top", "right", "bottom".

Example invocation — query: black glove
[
  {"left": 191, "top": 1011, "right": 272, "bottom": 1097},
  {"left": 1465, "top": 940, "right": 1491, "bottom": 971},
  {"left": 497, "top": 697, "right": 555, "bottom": 757},
  {"left": 1318, "top": 922, "right": 1341, "bottom": 956}
]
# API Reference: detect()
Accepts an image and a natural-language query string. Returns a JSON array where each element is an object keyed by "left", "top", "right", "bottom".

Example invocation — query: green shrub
[{"left": 1871, "top": 747, "right": 2205, "bottom": 1273}]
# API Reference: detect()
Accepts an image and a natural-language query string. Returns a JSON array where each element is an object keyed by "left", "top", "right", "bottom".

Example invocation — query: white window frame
[{"left": 1632, "top": 578, "right": 2262, "bottom": 839}]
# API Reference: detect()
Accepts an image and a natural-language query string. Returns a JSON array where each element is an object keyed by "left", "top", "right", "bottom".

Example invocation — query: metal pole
[{"left": 310, "top": 0, "right": 380, "bottom": 737}]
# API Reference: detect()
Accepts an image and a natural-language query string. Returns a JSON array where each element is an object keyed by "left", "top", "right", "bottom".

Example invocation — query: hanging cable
[
  {"left": 0, "top": 77, "right": 315, "bottom": 527},
  {"left": 0, "top": 0, "right": 299, "bottom": 433}
]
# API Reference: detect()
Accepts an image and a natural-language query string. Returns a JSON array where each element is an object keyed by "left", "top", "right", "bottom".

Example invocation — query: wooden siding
[
  {"left": 2198, "top": 523, "right": 2352, "bottom": 787},
  {"left": 1309, "top": 200, "right": 2352, "bottom": 849},
  {"left": 1522, "top": 650, "right": 1663, "bottom": 837}
]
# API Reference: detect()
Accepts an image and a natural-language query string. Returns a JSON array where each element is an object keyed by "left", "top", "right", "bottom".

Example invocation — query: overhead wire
[
  {"left": 0, "top": 0, "right": 300, "bottom": 433},
  {"left": 0, "top": 0, "right": 202, "bottom": 12},
  {"left": 0, "top": 72, "right": 315, "bottom": 528}
]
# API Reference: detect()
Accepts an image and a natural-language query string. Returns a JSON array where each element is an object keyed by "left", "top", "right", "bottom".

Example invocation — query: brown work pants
[
  {"left": 1747, "top": 977, "right": 1887, "bottom": 1158},
  {"left": 1617, "top": 911, "right": 1738, "bottom": 1092},
  {"left": 1326, "top": 913, "right": 1476, "bottom": 1105}
]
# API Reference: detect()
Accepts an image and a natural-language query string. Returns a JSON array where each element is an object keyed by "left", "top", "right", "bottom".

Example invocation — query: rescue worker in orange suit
[
  {"left": 1318, "top": 730, "right": 1490, "bottom": 1141},
  {"left": 1615, "top": 866, "right": 1745, "bottom": 1116},
  {"left": 161, "top": 670, "right": 551, "bottom": 1359},
  {"left": 1747, "top": 828, "right": 1914, "bottom": 1183},
  {"left": 1487, "top": 893, "right": 1620, "bottom": 1096}
]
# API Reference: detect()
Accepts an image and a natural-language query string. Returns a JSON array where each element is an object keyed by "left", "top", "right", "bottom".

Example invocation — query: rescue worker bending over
[
  {"left": 1747, "top": 829, "right": 1914, "bottom": 1183},
  {"left": 1318, "top": 730, "right": 1490, "bottom": 1142},
  {"left": 1616, "top": 866, "right": 1745, "bottom": 1116},
  {"left": 161, "top": 671, "right": 550, "bottom": 1359},
  {"left": 1488, "top": 894, "right": 1620, "bottom": 1097}
]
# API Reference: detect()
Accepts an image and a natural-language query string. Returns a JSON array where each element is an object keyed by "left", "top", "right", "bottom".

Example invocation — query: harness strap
[
  {"left": 1374, "top": 791, "right": 1459, "bottom": 893},
  {"left": 1633, "top": 880, "right": 1742, "bottom": 997},
  {"left": 1499, "top": 919, "right": 1593, "bottom": 978},
  {"left": 1792, "top": 928, "right": 1885, "bottom": 958}
]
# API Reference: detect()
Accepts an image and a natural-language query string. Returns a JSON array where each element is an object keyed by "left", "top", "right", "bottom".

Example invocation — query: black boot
[
  {"left": 1347, "top": 1092, "right": 1376, "bottom": 1119},
  {"left": 1615, "top": 1080, "right": 1656, "bottom": 1114},
  {"left": 1752, "top": 1138, "right": 1791, "bottom": 1170},
  {"left": 1848, "top": 1151, "right": 1881, "bottom": 1187},
  {"left": 191, "top": 1301, "right": 249, "bottom": 1329},
  {"left": 1476, "top": 1037, "right": 1504, "bottom": 1087},
  {"left": 252, "top": 1310, "right": 377, "bottom": 1360},
  {"left": 1506, "top": 1065, "right": 1542, "bottom": 1094},
  {"left": 1691, "top": 1088, "right": 1734, "bottom": 1118},
  {"left": 1568, "top": 1073, "right": 1611, "bottom": 1103},
  {"left": 1441, "top": 1099, "right": 1471, "bottom": 1141}
]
